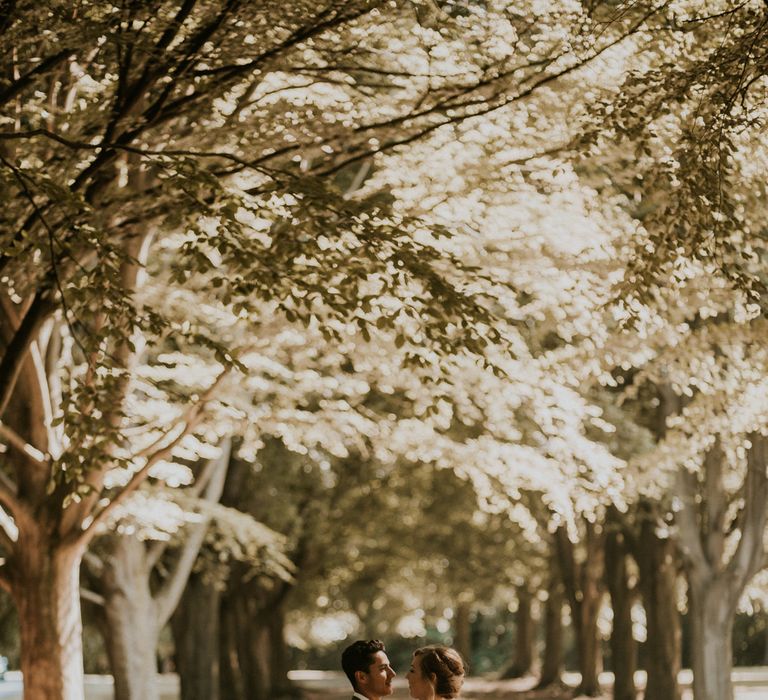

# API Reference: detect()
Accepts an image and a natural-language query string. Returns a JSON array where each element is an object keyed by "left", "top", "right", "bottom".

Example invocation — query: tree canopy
[{"left": 1, "top": 2, "right": 767, "bottom": 700}]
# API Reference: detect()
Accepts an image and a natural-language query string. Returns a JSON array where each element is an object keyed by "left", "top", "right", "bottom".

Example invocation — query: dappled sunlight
[{"left": 0, "top": 2, "right": 766, "bottom": 700}]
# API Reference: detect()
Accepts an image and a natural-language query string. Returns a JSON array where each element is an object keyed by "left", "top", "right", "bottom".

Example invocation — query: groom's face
[{"left": 357, "top": 650, "right": 396, "bottom": 697}]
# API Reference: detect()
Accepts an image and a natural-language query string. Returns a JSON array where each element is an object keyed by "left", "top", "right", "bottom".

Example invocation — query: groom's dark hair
[{"left": 341, "top": 639, "right": 386, "bottom": 690}]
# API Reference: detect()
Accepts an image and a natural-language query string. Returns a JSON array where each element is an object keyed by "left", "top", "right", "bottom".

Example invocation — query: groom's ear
[{"left": 355, "top": 669, "right": 367, "bottom": 687}]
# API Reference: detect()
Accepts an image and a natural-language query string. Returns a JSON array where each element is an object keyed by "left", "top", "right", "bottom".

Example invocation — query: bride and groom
[{"left": 341, "top": 639, "right": 465, "bottom": 700}]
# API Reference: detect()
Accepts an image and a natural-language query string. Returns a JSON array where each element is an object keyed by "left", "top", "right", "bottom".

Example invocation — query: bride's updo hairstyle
[{"left": 413, "top": 645, "right": 465, "bottom": 699}]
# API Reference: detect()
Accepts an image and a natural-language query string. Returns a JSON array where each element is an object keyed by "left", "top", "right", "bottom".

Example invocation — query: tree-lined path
[
  {"left": 1, "top": 1, "right": 767, "bottom": 699},
  {"left": 293, "top": 670, "right": 768, "bottom": 700},
  {"left": 0, "top": 670, "right": 767, "bottom": 700}
]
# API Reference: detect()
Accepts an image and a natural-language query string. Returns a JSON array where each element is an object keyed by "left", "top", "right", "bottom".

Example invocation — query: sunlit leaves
[{"left": 583, "top": 0, "right": 768, "bottom": 307}]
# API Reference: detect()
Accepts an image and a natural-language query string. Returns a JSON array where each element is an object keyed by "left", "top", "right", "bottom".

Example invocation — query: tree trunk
[
  {"left": 100, "top": 536, "right": 160, "bottom": 700},
  {"left": 632, "top": 385, "right": 683, "bottom": 700},
  {"left": 675, "top": 434, "right": 768, "bottom": 700},
  {"left": 502, "top": 587, "right": 534, "bottom": 678},
  {"left": 219, "top": 595, "right": 245, "bottom": 700},
  {"left": 251, "top": 607, "right": 273, "bottom": 700},
  {"left": 218, "top": 580, "right": 297, "bottom": 700},
  {"left": 172, "top": 572, "right": 221, "bottom": 700},
  {"left": 688, "top": 576, "right": 737, "bottom": 700},
  {"left": 249, "top": 602, "right": 296, "bottom": 699},
  {"left": 97, "top": 444, "right": 230, "bottom": 700},
  {"left": 454, "top": 600, "right": 472, "bottom": 670},
  {"left": 574, "top": 595, "right": 603, "bottom": 697},
  {"left": 634, "top": 502, "right": 681, "bottom": 700},
  {"left": 604, "top": 520, "right": 637, "bottom": 700},
  {"left": 225, "top": 592, "right": 261, "bottom": 700},
  {"left": 556, "top": 522, "right": 605, "bottom": 697},
  {"left": 537, "top": 565, "right": 564, "bottom": 688},
  {"left": 268, "top": 606, "right": 297, "bottom": 697},
  {"left": 9, "top": 531, "right": 85, "bottom": 700}
]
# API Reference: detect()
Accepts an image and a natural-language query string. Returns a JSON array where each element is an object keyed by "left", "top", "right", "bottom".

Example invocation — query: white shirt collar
[{"left": 352, "top": 693, "right": 370, "bottom": 700}]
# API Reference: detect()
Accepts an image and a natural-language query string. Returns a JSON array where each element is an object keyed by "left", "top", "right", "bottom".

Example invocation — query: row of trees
[{"left": 1, "top": 1, "right": 766, "bottom": 699}]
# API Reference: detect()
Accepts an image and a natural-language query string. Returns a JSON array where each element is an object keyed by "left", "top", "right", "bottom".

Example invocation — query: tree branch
[
  {"left": 78, "top": 370, "right": 229, "bottom": 545},
  {"left": 0, "top": 129, "right": 274, "bottom": 176},
  {"left": 117, "top": 2, "right": 379, "bottom": 136},
  {"left": 102, "top": 0, "right": 200, "bottom": 145},
  {"left": 0, "top": 292, "right": 56, "bottom": 420},
  {"left": 82, "top": 549, "right": 105, "bottom": 577},
  {"left": 145, "top": 442, "right": 226, "bottom": 570},
  {"left": 0, "top": 295, "right": 20, "bottom": 341},
  {"left": 0, "top": 423, "right": 47, "bottom": 467},
  {"left": 79, "top": 588, "right": 106, "bottom": 607},
  {"left": 729, "top": 432, "right": 768, "bottom": 583},
  {"left": 142, "top": 0, "right": 241, "bottom": 126},
  {"left": 0, "top": 48, "right": 74, "bottom": 107},
  {"left": 702, "top": 439, "right": 726, "bottom": 569},
  {"left": 0, "top": 507, "right": 16, "bottom": 553},
  {"left": 554, "top": 525, "right": 581, "bottom": 615},
  {"left": 674, "top": 464, "right": 710, "bottom": 580},
  {"left": 154, "top": 436, "right": 231, "bottom": 625},
  {"left": 0, "top": 466, "right": 18, "bottom": 503}
]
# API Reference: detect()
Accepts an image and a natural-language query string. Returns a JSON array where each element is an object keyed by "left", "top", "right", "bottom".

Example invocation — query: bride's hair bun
[{"left": 413, "top": 645, "right": 465, "bottom": 698}]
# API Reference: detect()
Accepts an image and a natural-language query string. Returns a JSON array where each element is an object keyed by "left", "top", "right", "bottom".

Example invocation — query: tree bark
[
  {"left": 100, "top": 536, "right": 160, "bottom": 700},
  {"left": 502, "top": 587, "right": 534, "bottom": 678},
  {"left": 604, "top": 514, "right": 637, "bottom": 700},
  {"left": 215, "top": 450, "right": 301, "bottom": 700},
  {"left": 238, "top": 592, "right": 278, "bottom": 700},
  {"left": 218, "top": 590, "right": 263, "bottom": 700},
  {"left": 556, "top": 521, "right": 605, "bottom": 697},
  {"left": 8, "top": 529, "right": 85, "bottom": 700},
  {"left": 675, "top": 433, "right": 768, "bottom": 700},
  {"left": 94, "top": 443, "right": 230, "bottom": 700},
  {"left": 172, "top": 572, "right": 221, "bottom": 700},
  {"left": 218, "top": 576, "right": 299, "bottom": 700},
  {"left": 219, "top": 595, "right": 245, "bottom": 700},
  {"left": 267, "top": 606, "right": 297, "bottom": 697},
  {"left": 629, "top": 384, "right": 682, "bottom": 700},
  {"left": 688, "top": 575, "right": 737, "bottom": 700},
  {"left": 537, "top": 562, "right": 564, "bottom": 688},
  {"left": 634, "top": 501, "right": 681, "bottom": 700},
  {"left": 454, "top": 600, "right": 472, "bottom": 671},
  {"left": 574, "top": 596, "right": 603, "bottom": 697},
  {"left": 237, "top": 595, "right": 262, "bottom": 700},
  {"left": 250, "top": 621, "right": 272, "bottom": 700}
]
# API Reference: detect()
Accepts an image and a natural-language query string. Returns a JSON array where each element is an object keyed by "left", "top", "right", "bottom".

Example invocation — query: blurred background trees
[{"left": 1, "top": 1, "right": 767, "bottom": 700}]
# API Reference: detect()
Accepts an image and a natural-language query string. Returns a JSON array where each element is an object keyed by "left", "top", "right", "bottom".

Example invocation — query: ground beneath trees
[
  {"left": 299, "top": 682, "right": 577, "bottom": 699},
  {"left": 0, "top": 669, "right": 766, "bottom": 698},
  {"left": 292, "top": 669, "right": 768, "bottom": 700}
]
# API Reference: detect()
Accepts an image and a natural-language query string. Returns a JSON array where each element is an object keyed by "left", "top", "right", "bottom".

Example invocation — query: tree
[
  {"left": 523, "top": 6, "right": 768, "bottom": 694},
  {"left": 555, "top": 519, "right": 606, "bottom": 697},
  {"left": 556, "top": 241, "right": 768, "bottom": 700},
  {"left": 589, "top": 9, "right": 768, "bottom": 699},
  {"left": 81, "top": 435, "right": 291, "bottom": 700},
  {"left": 537, "top": 546, "right": 565, "bottom": 689},
  {"left": 0, "top": 3, "right": 530, "bottom": 696},
  {"left": 499, "top": 584, "right": 537, "bottom": 679},
  {"left": 604, "top": 506, "right": 638, "bottom": 700},
  {"left": 0, "top": 3, "right": 702, "bottom": 697},
  {"left": 584, "top": 0, "right": 768, "bottom": 307}
]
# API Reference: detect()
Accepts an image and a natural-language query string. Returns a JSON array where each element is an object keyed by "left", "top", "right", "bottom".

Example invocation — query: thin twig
[
  {"left": 0, "top": 423, "right": 48, "bottom": 466},
  {"left": 80, "top": 588, "right": 106, "bottom": 607}
]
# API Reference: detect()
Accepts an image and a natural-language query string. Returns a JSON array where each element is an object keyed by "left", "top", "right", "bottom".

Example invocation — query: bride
[{"left": 405, "top": 645, "right": 465, "bottom": 700}]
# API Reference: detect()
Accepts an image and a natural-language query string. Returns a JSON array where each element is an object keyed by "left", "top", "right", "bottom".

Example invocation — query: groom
[{"left": 341, "top": 639, "right": 397, "bottom": 700}]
